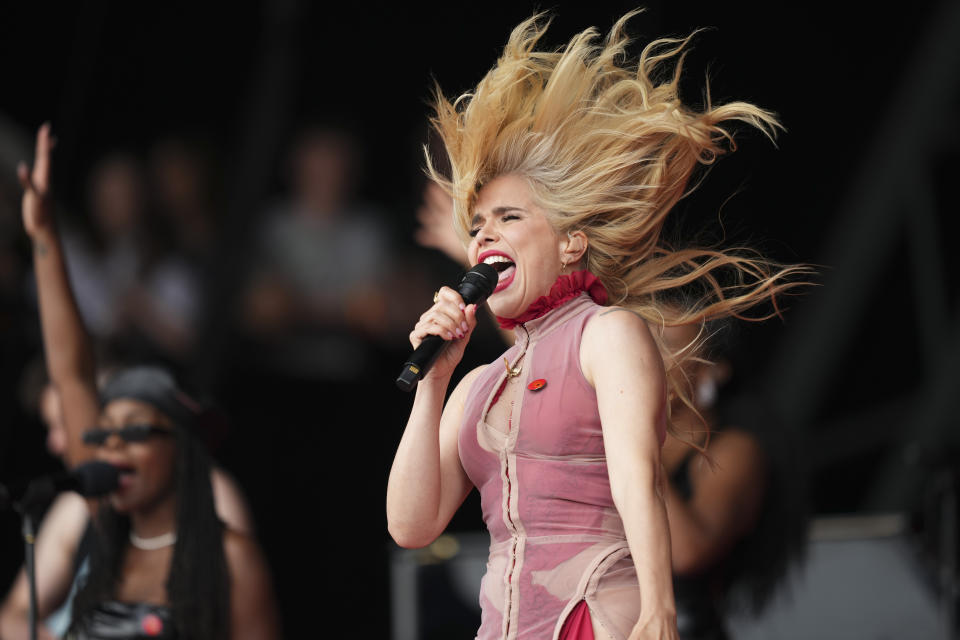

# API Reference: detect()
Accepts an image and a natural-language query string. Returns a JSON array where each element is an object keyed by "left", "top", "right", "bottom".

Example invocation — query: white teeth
[{"left": 483, "top": 255, "right": 513, "bottom": 264}]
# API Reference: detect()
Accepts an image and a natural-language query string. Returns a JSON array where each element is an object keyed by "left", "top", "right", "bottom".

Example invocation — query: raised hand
[
  {"left": 414, "top": 181, "right": 468, "bottom": 266},
  {"left": 17, "top": 123, "right": 56, "bottom": 239},
  {"left": 409, "top": 286, "right": 478, "bottom": 381}
]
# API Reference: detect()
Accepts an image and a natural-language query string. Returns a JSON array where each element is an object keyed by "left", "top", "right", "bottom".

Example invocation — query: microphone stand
[
  {"left": 13, "top": 488, "right": 46, "bottom": 640},
  {"left": 20, "top": 510, "right": 39, "bottom": 640}
]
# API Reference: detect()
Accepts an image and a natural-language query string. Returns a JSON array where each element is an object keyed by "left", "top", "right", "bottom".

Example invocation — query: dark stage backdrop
[{"left": 1, "top": 1, "right": 955, "bottom": 637}]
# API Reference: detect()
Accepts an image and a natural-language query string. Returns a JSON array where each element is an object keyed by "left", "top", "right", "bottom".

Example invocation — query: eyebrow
[{"left": 470, "top": 206, "right": 527, "bottom": 227}]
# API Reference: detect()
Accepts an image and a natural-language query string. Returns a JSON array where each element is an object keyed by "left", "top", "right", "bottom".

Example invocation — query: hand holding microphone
[{"left": 397, "top": 263, "right": 497, "bottom": 391}]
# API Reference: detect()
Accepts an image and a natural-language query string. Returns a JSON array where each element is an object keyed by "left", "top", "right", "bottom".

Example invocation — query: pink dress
[{"left": 459, "top": 292, "right": 659, "bottom": 640}]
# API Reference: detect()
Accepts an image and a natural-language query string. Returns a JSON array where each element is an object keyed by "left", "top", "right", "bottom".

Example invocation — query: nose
[{"left": 102, "top": 431, "right": 127, "bottom": 450}]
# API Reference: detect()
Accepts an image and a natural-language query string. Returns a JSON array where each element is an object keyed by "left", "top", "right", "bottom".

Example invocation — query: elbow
[
  {"left": 387, "top": 518, "right": 438, "bottom": 550},
  {"left": 610, "top": 461, "right": 660, "bottom": 512}
]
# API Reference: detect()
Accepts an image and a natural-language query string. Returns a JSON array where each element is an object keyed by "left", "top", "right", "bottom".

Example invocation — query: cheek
[{"left": 133, "top": 444, "right": 177, "bottom": 491}]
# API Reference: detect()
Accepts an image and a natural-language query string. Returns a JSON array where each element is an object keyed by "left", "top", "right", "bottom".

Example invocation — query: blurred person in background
[
  {"left": 241, "top": 123, "right": 394, "bottom": 379},
  {"left": 54, "top": 152, "right": 146, "bottom": 345},
  {"left": 659, "top": 319, "right": 807, "bottom": 640},
  {"left": 4, "top": 360, "right": 256, "bottom": 638},
  {"left": 146, "top": 136, "right": 219, "bottom": 265},
  {"left": 51, "top": 146, "right": 204, "bottom": 365},
  {"left": 0, "top": 125, "right": 278, "bottom": 640}
]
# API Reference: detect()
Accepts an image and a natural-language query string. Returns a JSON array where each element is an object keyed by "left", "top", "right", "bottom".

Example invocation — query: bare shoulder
[
  {"left": 584, "top": 306, "right": 657, "bottom": 347},
  {"left": 581, "top": 306, "right": 662, "bottom": 384},
  {"left": 41, "top": 493, "right": 90, "bottom": 551},
  {"left": 453, "top": 365, "right": 486, "bottom": 393},
  {"left": 447, "top": 365, "right": 487, "bottom": 406},
  {"left": 210, "top": 467, "right": 255, "bottom": 536}
]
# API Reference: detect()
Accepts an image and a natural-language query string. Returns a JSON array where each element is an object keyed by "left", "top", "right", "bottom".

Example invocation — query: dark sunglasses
[{"left": 82, "top": 424, "right": 175, "bottom": 446}]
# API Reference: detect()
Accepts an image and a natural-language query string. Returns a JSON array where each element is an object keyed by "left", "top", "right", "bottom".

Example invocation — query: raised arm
[
  {"left": 18, "top": 125, "right": 99, "bottom": 467},
  {"left": 581, "top": 308, "right": 678, "bottom": 640},
  {"left": 386, "top": 288, "right": 480, "bottom": 548}
]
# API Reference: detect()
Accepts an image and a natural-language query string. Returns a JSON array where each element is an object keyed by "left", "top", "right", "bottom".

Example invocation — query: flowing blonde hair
[{"left": 426, "top": 11, "right": 811, "bottom": 434}]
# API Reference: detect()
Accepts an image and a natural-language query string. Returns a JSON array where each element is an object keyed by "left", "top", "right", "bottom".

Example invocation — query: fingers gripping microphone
[{"left": 397, "top": 263, "right": 498, "bottom": 392}]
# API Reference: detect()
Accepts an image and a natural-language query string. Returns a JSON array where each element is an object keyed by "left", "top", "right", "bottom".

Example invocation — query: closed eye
[{"left": 468, "top": 208, "right": 524, "bottom": 237}]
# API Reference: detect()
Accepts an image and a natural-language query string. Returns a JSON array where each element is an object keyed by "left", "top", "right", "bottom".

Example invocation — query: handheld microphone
[
  {"left": 17, "top": 460, "right": 120, "bottom": 513},
  {"left": 397, "top": 263, "right": 498, "bottom": 392}
]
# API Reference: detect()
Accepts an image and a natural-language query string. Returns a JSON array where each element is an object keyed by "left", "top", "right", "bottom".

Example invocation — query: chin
[
  {"left": 487, "top": 294, "right": 522, "bottom": 319},
  {"left": 109, "top": 494, "right": 134, "bottom": 513}
]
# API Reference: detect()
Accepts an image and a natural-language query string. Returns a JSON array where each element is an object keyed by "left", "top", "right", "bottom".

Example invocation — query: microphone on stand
[
  {"left": 11, "top": 460, "right": 119, "bottom": 640},
  {"left": 397, "top": 263, "right": 498, "bottom": 392},
  {"left": 16, "top": 460, "right": 120, "bottom": 513}
]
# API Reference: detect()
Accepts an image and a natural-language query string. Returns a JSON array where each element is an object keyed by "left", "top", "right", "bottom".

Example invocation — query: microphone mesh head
[
  {"left": 73, "top": 461, "right": 120, "bottom": 497},
  {"left": 459, "top": 263, "right": 498, "bottom": 304}
]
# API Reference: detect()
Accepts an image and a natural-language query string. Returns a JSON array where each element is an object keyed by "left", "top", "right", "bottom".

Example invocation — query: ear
[{"left": 560, "top": 230, "right": 589, "bottom": 268}]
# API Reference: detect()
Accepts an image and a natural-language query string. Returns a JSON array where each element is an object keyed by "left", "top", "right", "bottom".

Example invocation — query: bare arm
[
  {"left": 582, "top": 308, "right": 678, "bottom": 640},
  {"left": 386, "top": 287, "right": 480, "bottom": 548},
  {"left": 211, "top": 467, "right": 256, "bottom": 536},
  {"left": 665, "top": 430, "right": 767, "bottom": 574},
  {"left": 0, "top": 493, "right": 90, "bottom": 640},
  {"left": 19, "top": 125, "right": 99, "bottom": 468},
  {"left": 224, "top": 531, "right": 281, "bottom": 640}
]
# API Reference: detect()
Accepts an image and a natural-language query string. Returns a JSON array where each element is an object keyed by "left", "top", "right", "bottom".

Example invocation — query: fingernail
[
  {"left": 456, "top": 330, "right": 464, "bottom": 339},
  {"left": 445, "top": 331, "right": 453, "bottom": 340},
  {"left": 459, "top": 303, "right": 465, "bottom": 310},
  {"left": 461, "top": 322, "right": 468, "bottom": 332}
]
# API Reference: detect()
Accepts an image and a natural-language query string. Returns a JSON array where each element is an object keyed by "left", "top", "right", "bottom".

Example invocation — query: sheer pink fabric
[{"left": 459, "top": 294, "right": 663, "bottom": 639}]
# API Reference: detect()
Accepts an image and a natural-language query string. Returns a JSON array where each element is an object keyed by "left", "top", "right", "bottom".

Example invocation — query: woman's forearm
[
  {"left": 31, "top": 226, "right": 95, "bottom": 386},
  {"left": 386, "top": 375, "right": 452, "bottom": 548},
  {"left": 614, "top": 464, "right": 677, "bottom": 618},
  {"left": 31, "top": 225, "right": 100, "bottom": 466}
]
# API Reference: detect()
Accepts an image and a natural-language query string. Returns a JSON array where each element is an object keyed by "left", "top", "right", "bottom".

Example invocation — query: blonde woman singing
[{"left": 388, "top": 11, "right": 807, "bottom": 640}]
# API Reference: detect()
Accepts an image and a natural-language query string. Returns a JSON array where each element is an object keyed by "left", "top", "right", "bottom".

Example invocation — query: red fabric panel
[{"left": 558, "top": 600, "right": 595, "bottom": 640}]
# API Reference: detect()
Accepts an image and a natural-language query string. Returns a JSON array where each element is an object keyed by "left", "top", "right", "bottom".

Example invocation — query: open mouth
[
  {"left": 481, "top": 253, "right": 516, "bottom": 292},
  {"left": 112, "top": 464, "right": 136, "bottom": 490}
]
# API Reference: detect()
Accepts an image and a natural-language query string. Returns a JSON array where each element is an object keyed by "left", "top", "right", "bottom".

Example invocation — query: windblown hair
[
  {"left": 426, "top": 11, "right": 811, "bottom": 425},
  {"left": 70, "top": 426, "right": 230, "bottom": 640}
]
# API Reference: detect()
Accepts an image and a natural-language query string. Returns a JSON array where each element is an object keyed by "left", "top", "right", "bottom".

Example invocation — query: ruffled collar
[{"left": 496, "top": 270, "right": 609, "bottom": 329}]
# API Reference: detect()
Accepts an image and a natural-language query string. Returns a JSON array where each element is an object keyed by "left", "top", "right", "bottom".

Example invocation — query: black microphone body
[
  {"left": 397, "top": 263, "right": 498, "bottom": 391},
  {"left": 17, "top": 461, "right": 120, "bottom": 513}
]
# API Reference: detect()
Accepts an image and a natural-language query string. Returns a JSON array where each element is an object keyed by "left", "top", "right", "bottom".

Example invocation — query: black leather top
[{"left": 69, "top": 601, "right": 176, "bottom": 640}]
